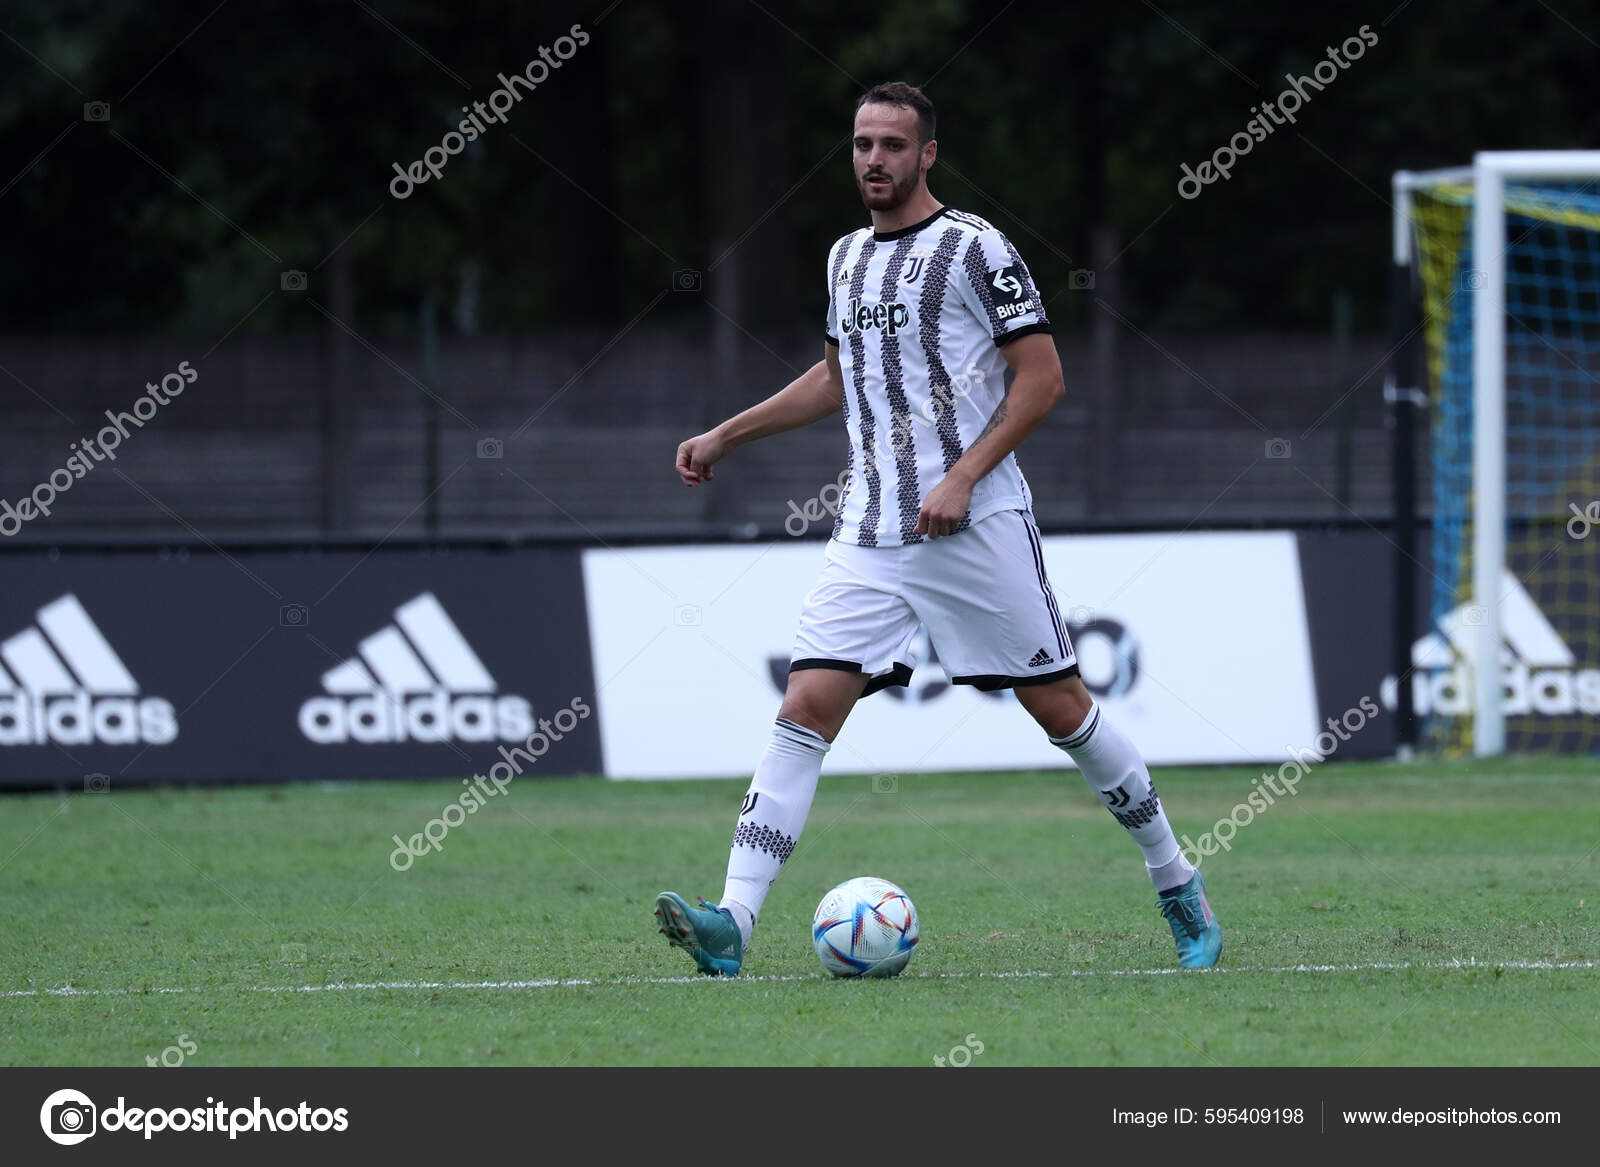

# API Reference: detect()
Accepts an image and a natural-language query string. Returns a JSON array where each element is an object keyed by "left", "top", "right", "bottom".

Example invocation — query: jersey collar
[{"left": 872, "top": 205, "right": 950, "bottom": 243}]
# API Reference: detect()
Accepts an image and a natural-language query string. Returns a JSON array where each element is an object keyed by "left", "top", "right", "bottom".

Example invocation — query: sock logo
[
  {"left": 733, "top": 820, "right": 795, "bottom": 864},
  {"left": 0, "top": 595, "right": 177, "bottom": 747},
  {"left": 1110, "top": 782, "right": 1162, "bottom": 831},
  {"left": 298, "top": 592, "right": 532, "bottom": 744},
  {"left": 739, "top": 792, "right": 759, "bottom": 816},
  {"left": 1102, "top": 784, "right": 1131, "bottom": 809}
]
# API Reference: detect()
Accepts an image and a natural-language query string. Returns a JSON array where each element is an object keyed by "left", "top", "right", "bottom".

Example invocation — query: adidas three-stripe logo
[
  {"left": 0, "top": 594, "right": 177, "bottom": 746},
  {"left": 298, "top": 593, "right": 532, "bottom": 744},
  {"left": 1027, "top": 647, "right": 1055, "bottom": 668}
]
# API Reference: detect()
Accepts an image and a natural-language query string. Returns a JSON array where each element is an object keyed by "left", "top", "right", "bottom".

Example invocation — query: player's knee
[
  {"left": 779, "top": 670, "right": 862, "bottom": 740},
  {"left": 1019, "top": 676, "right": 1094, "bottom": 739},
  {"left": 777, "top": 693, "right": 839, "bottom": 740}
]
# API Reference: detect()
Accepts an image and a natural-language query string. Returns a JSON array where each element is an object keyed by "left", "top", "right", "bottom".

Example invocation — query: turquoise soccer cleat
[
  {"left": 653, "top": 891, "right": 743, "bottom": 976},
  {"left": 1157, "top": 870, "right": 1223, "bottom": 968}
]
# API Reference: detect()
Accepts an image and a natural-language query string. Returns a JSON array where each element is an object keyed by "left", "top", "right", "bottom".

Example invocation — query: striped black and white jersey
[{"left": 823, "top": 206, "right": 1051, "bottom": 547}]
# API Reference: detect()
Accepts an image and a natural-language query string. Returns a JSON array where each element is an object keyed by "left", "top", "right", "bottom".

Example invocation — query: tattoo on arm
[{"left": 972, "top": 385, "right": 1011, "bottom": 446}]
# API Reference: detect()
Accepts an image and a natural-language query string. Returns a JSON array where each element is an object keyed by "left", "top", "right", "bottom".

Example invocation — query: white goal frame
[{"left": 1393, "top": 151, "right": 1600, "bottom": 756}]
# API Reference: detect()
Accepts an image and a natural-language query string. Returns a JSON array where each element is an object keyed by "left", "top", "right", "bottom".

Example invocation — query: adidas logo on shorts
[{"left": 1027, "top": 647, "right": 1054, "bottom": 668}]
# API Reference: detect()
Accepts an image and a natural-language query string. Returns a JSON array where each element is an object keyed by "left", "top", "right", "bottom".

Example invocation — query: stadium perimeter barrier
[{"left": 0, "top": 518, "right": 1591, "bottom": 790}]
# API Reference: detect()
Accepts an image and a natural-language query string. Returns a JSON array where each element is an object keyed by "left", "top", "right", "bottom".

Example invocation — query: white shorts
[{"left": 790, "top": 509, "right": 1078, "bottom": 695}]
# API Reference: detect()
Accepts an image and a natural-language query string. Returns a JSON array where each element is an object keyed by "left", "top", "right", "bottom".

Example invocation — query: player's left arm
[{"left": 915, "top": 332, "right": 1063, "bottom": 538}]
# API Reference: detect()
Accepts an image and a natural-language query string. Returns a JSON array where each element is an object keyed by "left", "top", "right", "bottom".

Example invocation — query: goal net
[{"left": 1398, "top": 154, "right": 1600, "bottom": 756}]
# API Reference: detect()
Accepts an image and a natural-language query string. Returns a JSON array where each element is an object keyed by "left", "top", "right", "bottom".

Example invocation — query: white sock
[
  {"left": 719, "top": 717, "right": 829, "bottom": 948},
  {"left": 721, "top": 901, "right": 756, "bottom": 950},
  {"left": 1050, "top": 701, "right": 1194, "bottom": 892}
]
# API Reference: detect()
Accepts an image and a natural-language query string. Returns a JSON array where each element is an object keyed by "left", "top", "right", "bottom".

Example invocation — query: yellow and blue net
[{"left": 1409, "top": 180, "right": 1600, "bottom": 755}]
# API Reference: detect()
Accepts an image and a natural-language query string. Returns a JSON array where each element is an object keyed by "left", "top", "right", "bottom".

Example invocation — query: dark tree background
[{"left": 4, "top": 0, "right": 1596, "bottom": 341}]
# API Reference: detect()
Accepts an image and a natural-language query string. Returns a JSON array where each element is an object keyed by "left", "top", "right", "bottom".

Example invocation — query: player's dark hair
[{"left": 855, "top": 81, "right": 935, "bottom": 146}]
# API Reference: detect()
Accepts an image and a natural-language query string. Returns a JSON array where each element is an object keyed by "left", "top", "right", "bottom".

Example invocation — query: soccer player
[{"left": 656, "top": 81, "right": 1220, "bottom": 974}]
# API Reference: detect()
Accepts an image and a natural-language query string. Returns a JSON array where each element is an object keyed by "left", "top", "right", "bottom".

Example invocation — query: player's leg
[
  {"left": 714, "top": 666, "right": 869, "bottom": 937},
  {"left": 904, "top": 509, "right": 1220, "bottom": 967},
  {"left": 1023, "top": 679, "right": 1223, "bottom": 973},
  {"left": 653, "top": 666, "right": 867, "bottom": 977},
  {"left": 1013, "top": 676, "right": 1192, "bottom": 891},
  {"left": 655, "top": 539, "right": 917, "bottom": 975},
  {"left": 1016, "top": 675, "right": 1220, "bottom": 967}
]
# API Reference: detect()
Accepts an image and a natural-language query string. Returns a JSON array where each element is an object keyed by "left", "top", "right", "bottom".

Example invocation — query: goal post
[{"left": 1393, "top": 152, "right": 1600, "bottom": 758}]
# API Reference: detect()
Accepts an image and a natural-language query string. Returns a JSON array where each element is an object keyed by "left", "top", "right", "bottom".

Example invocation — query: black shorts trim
[
  {"left": 951, "top": 663, "right": 1080, "bottom": 692},
  {"left": 788, "top": 658, "right": 914, "bottom": 697}
]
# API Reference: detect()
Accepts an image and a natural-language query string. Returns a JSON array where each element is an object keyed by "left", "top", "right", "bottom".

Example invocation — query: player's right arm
[{"left": 675, "top": 342, "right": 845, "bottom": 486}]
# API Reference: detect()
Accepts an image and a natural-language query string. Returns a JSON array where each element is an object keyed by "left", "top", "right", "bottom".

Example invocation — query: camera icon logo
[
  {"left": 1068, "top": 269, "right": 1095, "bottom": 290},
  {"left": 671, "top": 269, "right": 703, "bottom": 292},
  {"left": 870, "top": 773, "right": 898, "bottom": 794},
  {"left": 84, "top": 773, "right": 110, "bottom": 794},
  {"left": 83, "top": 102, "right": 110, "bottom": 122},
  {"left": 674, "top": 604, "right": 702, "bottom": 627},
  {"left": 1265, "top": 438, "right": 1292, "bottom": 460},
  {"left": 477, "top": 437, "right": 504, "bottom": 460},
  {"left": 40, "top": 1088, "right": 97, "bottom": 1145},
  {"left": 1461, "top": 605, "right": 1486, "bottom": 627},
  {"left": 279, "top": 603, "right": 309, "bottom": 627},
  {"left": 280, "top": 270, "right": 308, "bottom": 292},
  {"left": 1459, "top": 269, "right": 1488, "bottom": 292}
]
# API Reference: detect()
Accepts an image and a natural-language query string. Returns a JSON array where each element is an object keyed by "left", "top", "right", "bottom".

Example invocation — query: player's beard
[{"left": 857, "top": 164, "right": 920, "bottom": 212}]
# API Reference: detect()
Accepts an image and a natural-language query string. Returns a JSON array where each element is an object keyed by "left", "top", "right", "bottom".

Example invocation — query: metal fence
[{"left": 1, "top": 328, "right": 1397, "bottom": 542}]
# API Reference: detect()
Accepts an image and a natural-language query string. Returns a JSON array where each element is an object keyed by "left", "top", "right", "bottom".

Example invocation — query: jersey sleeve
[
  {"left": 954, "top": 228, "right": 1051, "bottom": 346},
  {"left": 824, "top": 237, "right": 842, "bottom": 346}
]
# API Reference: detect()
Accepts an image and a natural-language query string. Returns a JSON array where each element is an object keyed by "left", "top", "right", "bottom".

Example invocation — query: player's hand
[
  {"left": 675, "top": 431, "right": 726, "bottom": 486},
  {"left": 915, "top": 475, "right": 973, "bottom": 539}
]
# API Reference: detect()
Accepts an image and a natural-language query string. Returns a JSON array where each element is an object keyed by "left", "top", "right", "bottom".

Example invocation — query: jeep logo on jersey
[
  {"left": 0, "top": 594, "right": 177, "bottom": 746},
  {"left": 1380, "top": 570, "right": 1600, "bottom": 717},
  {"left": 297, "top": 592, "right": 533, "bottom": 744},
  {"left": 840, "top": 297, "right": 911, "bottom": 337}
]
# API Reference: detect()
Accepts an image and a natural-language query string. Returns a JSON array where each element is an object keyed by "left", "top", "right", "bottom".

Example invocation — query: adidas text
[{"left": 299, "top": 692, "right": 532, "bottom": 743}]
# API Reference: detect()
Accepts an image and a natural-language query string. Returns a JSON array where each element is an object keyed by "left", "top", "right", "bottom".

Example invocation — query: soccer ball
[{"left": 811, "top": 876, "right": 920, "bottom": 978}]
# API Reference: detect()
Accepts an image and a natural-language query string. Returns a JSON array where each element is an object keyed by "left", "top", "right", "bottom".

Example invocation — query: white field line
[{"left": 3, "top": 958, "right": 1594, "bottom": 999}]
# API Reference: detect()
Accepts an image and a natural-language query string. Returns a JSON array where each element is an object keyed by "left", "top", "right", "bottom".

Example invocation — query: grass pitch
[{"left": 2, "top": 757, "right": 1596, "bottom": 1066}]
